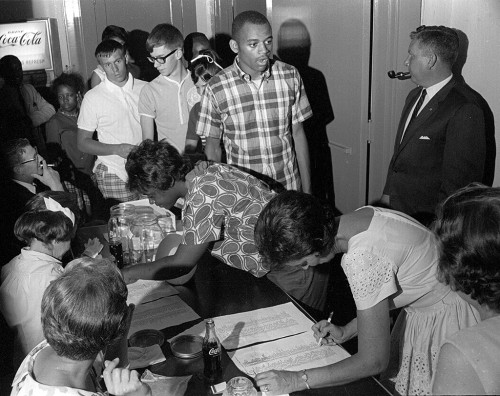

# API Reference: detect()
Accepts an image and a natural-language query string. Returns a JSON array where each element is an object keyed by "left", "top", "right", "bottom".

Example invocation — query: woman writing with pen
[{"left": 253, "top": 191, "right": 479, "bottom": 395}]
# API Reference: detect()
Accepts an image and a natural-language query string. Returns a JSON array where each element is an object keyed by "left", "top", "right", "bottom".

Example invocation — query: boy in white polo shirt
[
  {"left": 77, "top": 40, "right": 146, "bottom": 202},
  {"left": 139, "top": 23, "right": 196, "bottom": 153}
]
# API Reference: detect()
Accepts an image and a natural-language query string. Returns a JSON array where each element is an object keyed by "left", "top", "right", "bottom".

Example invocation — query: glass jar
[
  {"left": 129, "top": 213, "right": 164, "bottom": 264},
  {"left": 108, "top": 204, "right": 136, "bottom": 265}
]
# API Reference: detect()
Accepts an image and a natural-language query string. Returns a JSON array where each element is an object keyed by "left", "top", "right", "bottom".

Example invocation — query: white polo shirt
[{"left": 78, "top": 74, "right": 146, "bottom": 181}]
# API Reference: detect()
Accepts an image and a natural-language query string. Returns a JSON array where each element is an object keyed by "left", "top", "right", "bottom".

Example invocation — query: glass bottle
[
  {"left": 129, "top": 213, "right": 163, "bottom": 264},
  {"left": 203, "top": 319, "right": 222, "bottom": 383},
  {"left": 108, "top": 204, "right": 135, "bottom": 267}
]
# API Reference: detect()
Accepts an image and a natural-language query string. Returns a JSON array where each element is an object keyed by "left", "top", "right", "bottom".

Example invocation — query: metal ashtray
[
  {"left": 129, "top": 329, "right": 164, "bottom": 348},
  {"left": 170, "top": 334, "right": 203, "bottom": 359}
]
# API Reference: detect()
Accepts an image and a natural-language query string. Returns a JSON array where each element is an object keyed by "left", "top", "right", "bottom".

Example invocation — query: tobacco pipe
[{"left": 387, "top": 70, "right": 411, "bottom": 80}]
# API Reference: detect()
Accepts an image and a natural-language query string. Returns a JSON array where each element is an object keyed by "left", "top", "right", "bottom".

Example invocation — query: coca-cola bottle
[{"left": 203, "top": 318, "right": 222, "bottom": 383}]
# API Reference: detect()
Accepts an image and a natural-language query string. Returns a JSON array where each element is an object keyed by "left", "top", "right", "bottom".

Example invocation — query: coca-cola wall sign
[{"left": 0, "top": 20, "right": 54, "bottom": 71}]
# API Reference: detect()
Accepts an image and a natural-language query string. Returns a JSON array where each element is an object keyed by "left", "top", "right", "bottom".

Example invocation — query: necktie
[{"left": 409, "top": 88, "right": 427, "bottom": 123}]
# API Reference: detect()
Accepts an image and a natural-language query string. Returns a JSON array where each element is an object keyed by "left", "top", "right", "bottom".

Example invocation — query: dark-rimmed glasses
[
  {"left": 147, "top": 48, "right": 178, "bottom": 64},
  {"left": 17, "top": 147, "right": 38, "bottom": 166},
  {"left": 199, "top": 72, "right": 214, "bottom": 83}
]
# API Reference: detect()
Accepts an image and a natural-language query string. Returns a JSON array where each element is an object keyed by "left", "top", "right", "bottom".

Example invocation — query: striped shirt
[{"left": 196, "top": 58, "right": 312, "bottom": 191}]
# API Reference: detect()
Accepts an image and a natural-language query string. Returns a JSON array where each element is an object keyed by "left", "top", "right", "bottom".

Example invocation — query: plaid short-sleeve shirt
[
  {"left": 182, "top": 163, "right": 276, "bottom": 277},
  {"left": 196, "top": 59, "right": 312, "bottom": 191}
]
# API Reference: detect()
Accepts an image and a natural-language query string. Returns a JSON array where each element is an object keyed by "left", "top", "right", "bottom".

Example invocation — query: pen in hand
[{"left": 318, "top": 311, "right": 334, "bottom": 346}]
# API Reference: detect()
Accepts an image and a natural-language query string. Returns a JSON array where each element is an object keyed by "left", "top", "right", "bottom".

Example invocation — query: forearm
[
  {"left": 122, "top": 255, "right": 196, "bottom": 282},
  {"left": 292, "top": 123, "right": 311, "bottom": 193},
  {"left": 78, "top": 134, "right": 125, "bottom": 157}
]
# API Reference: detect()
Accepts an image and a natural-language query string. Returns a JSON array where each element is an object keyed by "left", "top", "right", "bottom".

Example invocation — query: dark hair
[
  {"left": 255, "top": 191, "right": 338, "bottom": 269},
  {"left": 25, "top": 191, "right": 81, "bottom": 227},
  {"left": 102, "top": 25, "right": 128, "bottom": 43},
  {"left": 188, "top": 49, "right": 223, "bottom": 84},
  {"left": 146, "top": 23, "right": 183, "bottom": 53},
  {"left": 95, "top": 39, "right": 125, "bottom": 59},
  {"left": 126, "top": 140, "right": 193, "bottom": 195},
  {"left": 0, "top": 54, "right": 21, "bottom": 78},
  {"left": 41, "top": 258, "right": 128, "bottom": 360},
  {"left": 183, "top": 32, "right": 210, "bottom": 62},
  {"left": 1, "top": 138, "right": 31, "bottom": 170},
  {"left": 433, "top": 183, "right": 500, "bottom": 313},
  {"left": 410, "top": 25, "right": 459, "bottom": 67},
  {"left": 14, "top": 210, "right": 74, "bottom": 245},
  {"left": 232, "top": 11, "right": 270, "bottom": 42},
  {"left": 51, "top": 72, "right": 85, "bottom": 97}
]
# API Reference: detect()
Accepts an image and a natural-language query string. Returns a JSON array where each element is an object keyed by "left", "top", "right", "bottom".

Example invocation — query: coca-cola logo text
[
  {"left": 208, "top": 347, "right": 220, "bottom": 355},
  {"left": 0, "top": 31, "right": 42, "bottom": 48}
]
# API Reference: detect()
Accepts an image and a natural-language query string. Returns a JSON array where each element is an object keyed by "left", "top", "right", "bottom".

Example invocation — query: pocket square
[{"left": 419, "top": 136, "right": 430, "bottom": 140}]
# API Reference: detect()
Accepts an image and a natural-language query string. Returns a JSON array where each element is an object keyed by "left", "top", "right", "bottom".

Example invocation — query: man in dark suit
[
  {"left": 0, "top": 138, "right": 64, "bottom": 265},
  {"left": 382, "top": 25, "right": 489, "bottom": 225}
]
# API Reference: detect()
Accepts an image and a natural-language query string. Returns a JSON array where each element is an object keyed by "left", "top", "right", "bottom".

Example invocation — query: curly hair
[
  {"left": 51, "top": 72, "right": 85, "bottom": 97},
  {"left": 126, "top": 140, "right": 193, "bottom": 195},
  {"left": 14, "top": 210, "right": 74, "bottom": 245},
  {"left": 41, "top": 258, "right": 128, "bottom": 361},
  {"left": 188, "top": 49, "right": 223, "bottom": 84},
  {"left": 410, "top": 25, "right": 459, "bottom": 67},
  {"left": 433, "top": 183, "right": 500, "bottom": 313},
  {"left": 255, "top": 190, "right": 338, "bottom": 270}
]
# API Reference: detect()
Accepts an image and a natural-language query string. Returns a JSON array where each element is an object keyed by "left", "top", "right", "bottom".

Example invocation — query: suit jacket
[{"left": 384, "top": 78, "right": 486, "bottom": 220}]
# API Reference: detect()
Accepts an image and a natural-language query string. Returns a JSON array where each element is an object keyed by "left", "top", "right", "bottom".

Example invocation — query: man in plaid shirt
[{"left": 196, "top": 11, "right": 312, "bottom": 193}]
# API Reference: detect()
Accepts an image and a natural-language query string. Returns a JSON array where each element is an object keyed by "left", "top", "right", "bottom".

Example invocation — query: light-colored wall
[{"left": 422, "top": 0, "right": 500, "bottom": 185}]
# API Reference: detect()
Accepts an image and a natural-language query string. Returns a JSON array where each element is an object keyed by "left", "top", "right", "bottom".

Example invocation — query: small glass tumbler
[{"left": 226, "top": 376, "right": 257, "bottom": 396}]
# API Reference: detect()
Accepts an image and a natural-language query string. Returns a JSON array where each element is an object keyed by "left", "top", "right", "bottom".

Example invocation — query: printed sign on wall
[{"left": 0, "top": 20, "right": 53, "bottom": 71}]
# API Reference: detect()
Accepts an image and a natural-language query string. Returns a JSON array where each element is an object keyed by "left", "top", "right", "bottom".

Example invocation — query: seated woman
[
  {"left": 46, "top": 72, "right": 105, "bottom": 222},
  {"left": 0, "top": 196, "right": 75, "bottom": 366},
  {"left": 11, "top": 257, "right": 150, "bottom": 396},
  {"left": 253, "top": 191, "right": 480, "bottom": 395},
  {"left": 432, "top": 184, "right": 500, "bottom": 395}
]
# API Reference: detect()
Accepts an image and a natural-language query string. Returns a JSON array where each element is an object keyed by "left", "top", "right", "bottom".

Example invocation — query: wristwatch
[{"left": 301, "top": 369, "right": 311, "bottom": 390}]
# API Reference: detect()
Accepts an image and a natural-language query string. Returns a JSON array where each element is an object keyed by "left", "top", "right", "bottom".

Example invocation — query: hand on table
[
  {"left": 102, "top": 357, "right": 151, "bottom": 396},
  {"left": 312, "top": 320, "right": 345, "bottom": 345},
  {"left": 82, "top": 237, "right": 103, "bottom": 258},
  {"left": 255, "top": 370, "right": 302, "bottom": 395}
]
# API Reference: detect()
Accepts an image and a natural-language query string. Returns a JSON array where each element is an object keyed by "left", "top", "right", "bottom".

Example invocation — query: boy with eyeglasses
[{"left": 139, "top": 24, "right": 196, "bottom": 152}]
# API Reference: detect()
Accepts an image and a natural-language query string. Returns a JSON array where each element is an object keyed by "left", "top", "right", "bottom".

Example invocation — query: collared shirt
[
  {"left": 13, "top": 179, "right": 36, "bottom": 194},
  {"left": 196, "top": 58, "right": 312, "bottom": 191},
  {"left": 182, "top": 163, "right": 276, "bottom": 277},
  {"left": 78, "top": 74, "right": 146, "bottom": 181},
  {"left": 403, "top": 74, "right": 453, "bottom": 134},
  {"left": 138, "top": 72, "right": 194, "bottom": 153}
]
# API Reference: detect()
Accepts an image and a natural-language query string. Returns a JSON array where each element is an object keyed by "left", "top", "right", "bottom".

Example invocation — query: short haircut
[
  {"left": 95, "top": 39, "right": 125, "bottom": 59},
  {"left": 433, "top": 183, "right": 500, "bottom": 313},
  {"left": 255, "top": 191, "right": 338, "bottom": 270},
  {"left": 126, "top": 140, "right": 193, "bottom": 195},
  {"left": 25, "top": 191, "right": 81, "bottom": 226},
  {"left": 232, "top": 11, "right": 270, "bottom": 42},
  {"left": 410, "top": 25, "right": 459, "bottom": 67},
  {"left": 41, "top": 258, "right": 129, "bottom": 361},
  {"left": 14, "top": 210, "right": 74, "bottom": 245},
  {"left": 146, "top": 23, "right": 184, "bottom": 53},
  {"left": 102, "top": 25, "right": 128, "bottom": 43},
  {"left": 51, "top": 72, "right": 85, "bottom": 96},
  {"left": 0, "top": 55, "right": 21, "bottom": 78},
  {"left": 188, "top": 49, "right": 223, "bottom": 84},
  {"left": 1, "top": 138, "right": 31, "bottom": 171},
  {"left": 183, "top": 32, "right": 210, "bottom": 62}
]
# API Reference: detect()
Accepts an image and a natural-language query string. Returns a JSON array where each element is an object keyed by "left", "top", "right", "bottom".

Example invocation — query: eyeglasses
[
  {"left": 189, "top": 53, "right": 223, "bottom": 71},
  {"left": 17, "top": 147, "right": 38, "bottom": 166},
  {"left": 147, "top": 48, "right": 178, "bottom": 64}
]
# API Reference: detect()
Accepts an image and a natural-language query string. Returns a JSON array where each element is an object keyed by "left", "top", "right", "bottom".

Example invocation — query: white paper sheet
[
  {"left": 129, "top": 296, "right": 199, "bottom": 335},
  {"left": 229, "top": 332, "right": 351, "bottom": 377},
  {"left": 127, "top": 279, "right": 179, "bottom": 306},
  {"left": 169, "top": 302, "right": 313, "bottom": 350}
]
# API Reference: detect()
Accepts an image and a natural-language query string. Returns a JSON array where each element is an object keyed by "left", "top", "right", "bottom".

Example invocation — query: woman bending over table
[
  {"left": 11, "top": 257, "right": 150, "bottom": 396},
  {"left": 253, "top": 191, "right": 479, "bottom": 395},
  {"left": 431, "top": 184, "right": 500, "bottom": 395}
]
